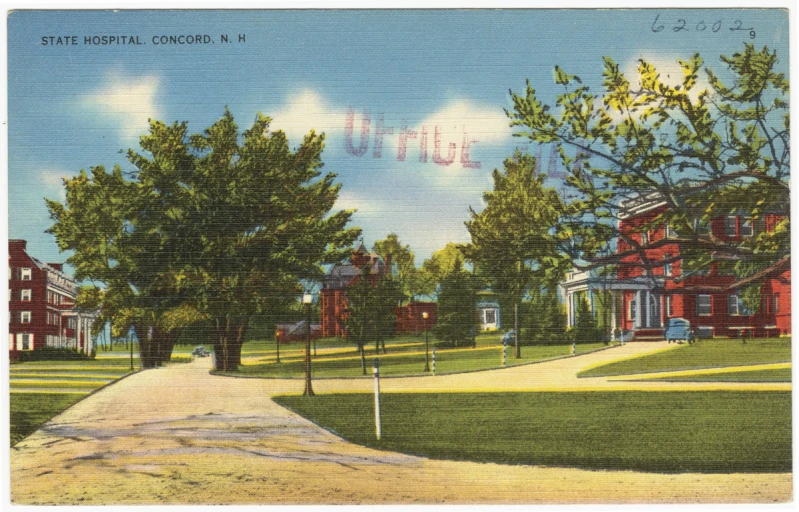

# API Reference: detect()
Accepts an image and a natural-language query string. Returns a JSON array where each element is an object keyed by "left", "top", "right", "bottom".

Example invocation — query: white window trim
[
  {"left": 20, "top": 311, "right": 32, "bottom": 324},
  {"left": 696, "top": 295, "right": 712, "bottom": 316},
  {"left": 725, "top": 216, "right": 738, "bottom": 237},
  {"left": 665, "top": 296, "right": 673, "bottom": 317},
  {"left": 20, "top": 289, "right": 32, "bottom": 301},
  {"left": 20, "top": 267, "right": 32, "bottom": 281}
]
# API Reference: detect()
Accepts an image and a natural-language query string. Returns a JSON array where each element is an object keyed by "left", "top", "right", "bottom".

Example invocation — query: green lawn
[
  {"left": 9, "top": 358, "right": 145, "bottom": 446},
  {"left": 230, "top": 337, "right": 607, "bottom": 378},
  {"left": 10, "top": 393, "right": 88, "bottom": 446},
  {"left": 579, "top": 338, "right": 791, "bottom": 378},
  {"left": 638, "top": 368, "right": 792, "bottom": 383},
  {"left": 275, "top": 391, "right": 791, "bottom": 473}
]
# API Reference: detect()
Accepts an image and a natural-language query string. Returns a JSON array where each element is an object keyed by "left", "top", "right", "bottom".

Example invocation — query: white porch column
[
  {"left": 645, "top": 291, "right": 651, "bottom": 328},
  {"left": 76, "top": 315, "right": 82, "bottom": 351},
  {"left": 566, "top": 292, "right": 572, "bottom": 328},
  {"left": 660, "top": 295, "right": 665, "bottom": 327},
  {"left": 610, "top": 290, "right": 617, "bottom": 340},
  {"left": 85, "top": 317, "right": 93, "bottom": 354},
  {"left": 635, "top": 290, "right": 642, "bottom": 329}
]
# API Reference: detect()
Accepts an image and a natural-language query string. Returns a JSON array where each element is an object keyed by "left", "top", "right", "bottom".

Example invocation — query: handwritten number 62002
[{"left": 651, "top": 14, "right": 755, "bottom": 39}]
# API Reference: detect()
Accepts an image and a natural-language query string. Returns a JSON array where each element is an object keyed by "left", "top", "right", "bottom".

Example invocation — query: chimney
[
  {"left": 9, "top": 239, "right": 27, "bottom": 252},
  {"left": 48, "top": 263, "right": 64, "bottom": 271}
]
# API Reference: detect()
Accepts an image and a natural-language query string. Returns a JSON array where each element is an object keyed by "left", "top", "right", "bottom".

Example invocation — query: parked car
[
  {"left": 663, "top": 318, "right": 695, "bottom": 344},
  {"left": 501, "top": 330, "right": 516, "bottom": 345},
  {"left": 192, "top": 346, "right": 210, "bottom": 357}
]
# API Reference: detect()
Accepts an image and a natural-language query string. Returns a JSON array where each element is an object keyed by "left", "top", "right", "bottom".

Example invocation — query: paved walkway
[{"left": 10, "top": 342, "right": 792, "bottom": 505}]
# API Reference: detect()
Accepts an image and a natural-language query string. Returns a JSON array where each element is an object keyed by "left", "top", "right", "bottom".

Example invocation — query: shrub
[{"left": 17, "top": 347, "right": 95, "bottom": 362}]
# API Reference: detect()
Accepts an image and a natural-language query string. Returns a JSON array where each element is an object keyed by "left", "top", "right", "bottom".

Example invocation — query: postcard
[{"left": 6, "top": 7, "right": 792, "bottom": 506}]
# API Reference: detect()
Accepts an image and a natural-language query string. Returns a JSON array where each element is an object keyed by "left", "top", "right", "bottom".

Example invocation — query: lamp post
[
  {"left": 422, "top": 311, "right": 430, "bottom": 373},
  {"left": 302, "top": 293, "right": 315, "bottom": 396}
]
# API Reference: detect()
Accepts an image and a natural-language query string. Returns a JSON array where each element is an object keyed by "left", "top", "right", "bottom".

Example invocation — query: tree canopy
[
  {"left": 47, "top": 109, "right": 360, "bottom": 369},
  {"left": 464, "top": 152, "right": 570, "bottom": 357},
  {"left": 507, "top": 44, "right": 789, "bottom": 298}
]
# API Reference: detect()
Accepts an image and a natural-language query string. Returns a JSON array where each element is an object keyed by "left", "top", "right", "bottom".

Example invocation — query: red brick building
[
  {"left": 319, "top": 244, "right": 389, "bottom": 337},
  {"left": 560, "top": 194, "right": 790, "bottom": 339},
  {"left": 393, "top": 301, "right": 437, "bottom": 335},
  {"left": 8, "top": 240, "right": 96, "bottom": 359}
]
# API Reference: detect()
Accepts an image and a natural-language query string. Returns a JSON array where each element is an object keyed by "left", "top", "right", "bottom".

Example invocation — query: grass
[
  {"left": 9, "top": 358, "right": 146, "bottom": 446},
  {"left": 638, "top": 368, "right": 792, "bottom": 383},
  {"left": 230, "top": 335, "right": 607, "bottom": 378},
  {"left": 275, "top": 391, "right": 791, "bottom": 473},
  {"left": 579, "top": 337, "right": 791, "bottom": 378},
  {"left": 10, "top": 393, "right": 89, "bottom": 446}
]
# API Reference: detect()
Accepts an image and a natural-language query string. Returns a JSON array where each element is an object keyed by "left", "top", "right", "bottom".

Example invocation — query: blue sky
[{"left": 7, "top": 9, "right": 789, "bottom": 269}]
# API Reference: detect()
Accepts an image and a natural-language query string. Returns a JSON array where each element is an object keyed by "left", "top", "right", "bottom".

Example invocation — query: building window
[
  {"left": 695, "top": 326, "right": 714, "bottom": 338},
  {"left": 740, "top": 218, "right": 754, "bottom": 237},
  {"left": 725, "top": 216, "right": 738, "bottom": 237},
  {"left": 772, "top": 294, "right": 780, "bottom": 314},
  {"left": 641, "top": 231, "right": 649, "bottom": 246},
  {"left": 663, "top": 255, "right": 672, "bottom": 277},
  {"left": 696, "top": 295, "right": 712, "bottom": 316},
  {"left": 20, "top": 267, "right": 32, "bottom": 281},
  {"left": 728, "top": 295, "right": 752, "bottom": 316},
  {"left": 20, "top": 311, "right": 32, "bottom": 324},
  {"left": 20, "top": 333, "right": 32, "bottom": 351},
  {"left": 665, "top": 223, "right": 677, "bottom": 239},
  {"left": 628, "top": 299, "right": 637, "bottom": 321},
  {"left": 20, "top": 289, "right": 32, "bottom": 301},
  {"left": 484, "top": 309, "right": 496, "bottom": 325},
  {"left": 666, "top": 296, "right": 674, "bottom": 317}
]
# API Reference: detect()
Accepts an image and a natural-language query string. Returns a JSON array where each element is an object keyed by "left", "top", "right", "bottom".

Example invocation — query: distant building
[
  {"left": 8, "top": 240, "right": 97, "bottom": 359},
  {"left": 275, "top": 320, "right": 322, "bottom": 343},
  {"left": 319, "top": 243, "right": 389, "bottom": 338},
  {"left": 560, "top": 193, "right": 790, "bottom": 340},
  {"left": 393, "top": 301, "right": 437, "bottom": 334}
]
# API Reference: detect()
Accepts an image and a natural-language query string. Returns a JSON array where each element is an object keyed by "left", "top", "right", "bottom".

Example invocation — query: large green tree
[
  {"left": 373, "top": 233, "right": 431, "bottom": 300},
  {"left": 433, "top": 259, "right": 479, "bottom": 347},
  {"left": 48, "top": 110, "right": 360, "bottom": 370},
  {"left": 419, "top": 242, "right": 468, "bottom": 299},
  {"left": 464, "top": 152, "right": 571, "bottom": 358},
  {"left": 507, "top": 44, "right": 789, "bottom": 301}
]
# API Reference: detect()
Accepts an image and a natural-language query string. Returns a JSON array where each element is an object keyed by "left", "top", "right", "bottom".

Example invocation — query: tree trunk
[
  {"left": 515, "top": 301, "right": 521, "bottom": 359},
  {"left": 360, "top": 345, "right": 366, "bottom": 375},
  {"left": 211, "top": 316, "right": 248, "bottom": 371}
]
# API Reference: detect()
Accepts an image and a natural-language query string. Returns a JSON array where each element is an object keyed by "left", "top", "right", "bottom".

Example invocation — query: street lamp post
[
  {"left": 302, "top": 293, "right": 315, "bottom": 396},
  {"left": 422, "top": 311, "right": 430, "bottom": 373}
]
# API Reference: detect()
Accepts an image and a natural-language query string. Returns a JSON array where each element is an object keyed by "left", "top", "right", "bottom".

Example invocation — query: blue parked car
[
  {"left": 501, "top": 330, "right": 516, "bottom": 345},
  {"left": 664, "top": 318, "right": 695, "bottom": 344}
]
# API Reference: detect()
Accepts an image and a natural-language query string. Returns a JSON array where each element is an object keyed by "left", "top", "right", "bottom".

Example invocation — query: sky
[{"left": 7, "top": 8, "right": 790, "bottom": 269}]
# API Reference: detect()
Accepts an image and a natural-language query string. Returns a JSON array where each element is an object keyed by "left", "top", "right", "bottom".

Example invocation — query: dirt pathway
[{"left": 10, "top": 342, "right": 791, "bottom": 504}]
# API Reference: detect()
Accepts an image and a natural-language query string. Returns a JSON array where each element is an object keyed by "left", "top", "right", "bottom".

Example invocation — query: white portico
[{"left": 559, "top": 268, "right": 665, "bottom": 339}]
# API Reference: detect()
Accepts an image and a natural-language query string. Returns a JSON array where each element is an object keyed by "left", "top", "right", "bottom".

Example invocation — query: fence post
[{"left": 502, "top": 344, "right": 506, "bottom": 366}]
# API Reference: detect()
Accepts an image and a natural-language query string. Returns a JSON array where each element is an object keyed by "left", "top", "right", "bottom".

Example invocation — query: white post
[
  {"left": 373, "top": 358, "right": 381, "bottom": 440},
  {"left": 645, "top": 291, "right": 651, "bottom": 329},
  {"left": 502, "top": 344, "right": 506, "bottom": 366}
]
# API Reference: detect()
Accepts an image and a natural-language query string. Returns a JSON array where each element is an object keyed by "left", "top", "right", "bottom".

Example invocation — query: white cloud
[
  {"left": 410, "top": 100, "right": 512, "bottom": 172},
  {"left": 267, "top": 89, "right": 346, "bottom": 143},
  {"left": 39, "top": 169, "right": 72, "bottom": 201},
  {"left": 81, "top": 72, "right": 160, "bottom": 139},
  {"left": 623, "top": 54, "right": 711, "bottom": 103}
]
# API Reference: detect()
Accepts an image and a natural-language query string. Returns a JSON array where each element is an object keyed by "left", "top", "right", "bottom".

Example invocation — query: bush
[{"left": 17, "top": 347, "right": 95, "bottom": 362}]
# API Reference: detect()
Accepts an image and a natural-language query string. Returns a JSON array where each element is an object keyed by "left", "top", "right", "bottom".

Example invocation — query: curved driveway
[{"left": 10, "top": 342, "right": 791, "bottom": 504}]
